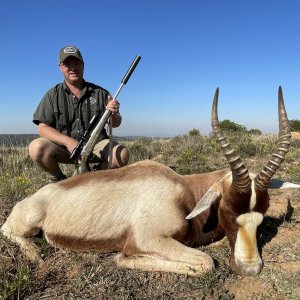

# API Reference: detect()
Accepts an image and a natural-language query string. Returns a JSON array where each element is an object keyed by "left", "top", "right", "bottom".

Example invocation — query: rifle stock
[
  {"left": 70, "top": 115, "right": 97, "bottom": 161},
  {"left": 74, "top": 55, "right": 141, "bottom": 174}
]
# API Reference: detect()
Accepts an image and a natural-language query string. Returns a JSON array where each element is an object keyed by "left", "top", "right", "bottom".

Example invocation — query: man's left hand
[{"left": 106, "top": 95, "right": 120, "bottom": 114}]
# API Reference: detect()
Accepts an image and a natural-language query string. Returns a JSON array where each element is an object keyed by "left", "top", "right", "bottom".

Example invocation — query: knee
[
  {"left": 115, "top": 145, "right": 130, "bottom": 167},
  {"left": 121, "top": 147, "right": 130, "bottom": 166},
  {"left": 28, "top": 138, "right": 53, "bottom": 162}
]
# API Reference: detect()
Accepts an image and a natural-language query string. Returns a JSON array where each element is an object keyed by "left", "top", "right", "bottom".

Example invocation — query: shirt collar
[{"left": 63, "top": 80, "right": 89, "bottom": 96}]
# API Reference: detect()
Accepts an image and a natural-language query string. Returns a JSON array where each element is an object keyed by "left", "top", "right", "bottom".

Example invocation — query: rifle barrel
[{"left": 113, "top": 55, "right": 141, "bottom": 99}]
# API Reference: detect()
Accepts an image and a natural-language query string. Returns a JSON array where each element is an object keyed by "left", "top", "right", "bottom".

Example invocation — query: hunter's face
[{"left": 59, "top": 57, "right": 84, "bottom": 84}]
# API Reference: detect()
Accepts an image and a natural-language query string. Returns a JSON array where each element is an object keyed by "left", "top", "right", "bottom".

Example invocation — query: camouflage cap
[{"left": 59, "top": 46, "right": 84, "bottom": 63}]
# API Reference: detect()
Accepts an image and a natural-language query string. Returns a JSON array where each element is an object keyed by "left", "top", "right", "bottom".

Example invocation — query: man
[{"left": 29, "top": 45, "right": 130, "bottom": 182}]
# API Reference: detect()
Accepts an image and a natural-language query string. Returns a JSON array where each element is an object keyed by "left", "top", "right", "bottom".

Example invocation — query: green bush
[
  {"left": 219, "top": 119, "right": 247, "bottom": 132},
  {"left": 290, "top": 119, "right": 300, "bottom": 131},
  {"left": 188, "top": 128, "right": 200, "bottom": 136},
  {"left": 248, "top": 128, "right": 262, "bottom": 135}
]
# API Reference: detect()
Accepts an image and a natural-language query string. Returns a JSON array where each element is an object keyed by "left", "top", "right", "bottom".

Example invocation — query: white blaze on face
[
  {"left": 234, "top": 212, "right": 263, "bottom": 268},
  {"left": 226, "top": 173, "right": 265, "bottom": 275},
  {"left": 249, "top": 174, "right": 257, "bottom": 210}
]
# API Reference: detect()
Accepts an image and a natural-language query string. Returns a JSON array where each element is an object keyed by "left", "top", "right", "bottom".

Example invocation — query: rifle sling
[{"left": 62, "top": 90, "right": 71, "bottom": 137}]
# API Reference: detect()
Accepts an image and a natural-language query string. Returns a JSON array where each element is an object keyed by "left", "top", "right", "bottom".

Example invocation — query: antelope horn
[
  {"left": 255, "top": 86, "right": 291, "bottom": 190},
  {"left": 211, "top": 88, "right": 251, "bottom": 193}
]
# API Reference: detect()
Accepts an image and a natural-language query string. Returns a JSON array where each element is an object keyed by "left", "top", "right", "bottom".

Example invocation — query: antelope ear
[
  {"left": 202, "top": 203, "right": 219, "bottom": 233},
  {"left": 268, "top": 178, "right": 300, "bottom": 189},
  {"left": 186, "top": 188, "right": 221, "bottom": 219}
]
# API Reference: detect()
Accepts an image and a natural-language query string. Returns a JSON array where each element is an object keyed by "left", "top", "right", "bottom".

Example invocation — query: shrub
[
  {"left": 248, "top": 128, "right": 262, "bottom": 135},
  {"left": 188, "top": 128, "right": 200, "bottom": 136},
  {"left": 219, "top": 119, "right": 247, "bottom": 132},
  {"left": 290, "top": 119, "right": 300, "bottom": 131}
]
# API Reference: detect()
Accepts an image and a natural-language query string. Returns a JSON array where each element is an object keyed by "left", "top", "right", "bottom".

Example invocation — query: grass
[{"left": 0, "top": 132, "right": 300, "bottom": 299}]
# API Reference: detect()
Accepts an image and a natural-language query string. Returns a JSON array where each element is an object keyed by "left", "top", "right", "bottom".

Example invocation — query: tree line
[{"left": 188, "top": 119, "right": 300, "bottom": 136}]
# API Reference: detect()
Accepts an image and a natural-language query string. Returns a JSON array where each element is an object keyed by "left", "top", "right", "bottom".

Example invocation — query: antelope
[{"left": 1, "top": 87, "right": 299, "bottom": 277}]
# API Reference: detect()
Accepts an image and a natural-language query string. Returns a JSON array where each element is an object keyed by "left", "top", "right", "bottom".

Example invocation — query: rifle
[{"left": 70, "top": 54, "right": 141, "bottom": 174}]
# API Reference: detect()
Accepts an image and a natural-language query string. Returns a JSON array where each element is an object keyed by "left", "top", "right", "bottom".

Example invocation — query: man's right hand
[
  {"left": 38, "top": 123, "right": 79, "bottom": 155},
  {"left": 65, "top": 139, "right": 80, "bottom": 154}
]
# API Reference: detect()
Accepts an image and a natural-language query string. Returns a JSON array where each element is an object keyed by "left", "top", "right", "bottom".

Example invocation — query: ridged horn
[
  {"left": 211, "top": 88, "right": 251, "bottom": 193},
  {"left": 254, "top": 86, "right": 291, "bottom": 190}
]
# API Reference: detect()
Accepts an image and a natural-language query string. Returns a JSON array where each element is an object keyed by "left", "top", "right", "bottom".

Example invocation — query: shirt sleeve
[
  {"left": 33, "top": 89, "right": 56, "bottom": 127},
  {"left": 104, "top": 92, "right": 112, "bottom": 106}
]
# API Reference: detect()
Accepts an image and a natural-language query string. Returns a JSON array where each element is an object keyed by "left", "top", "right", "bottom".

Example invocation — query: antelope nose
[{"left": 235, "top": 258, "right": 263, "bottom": 276}]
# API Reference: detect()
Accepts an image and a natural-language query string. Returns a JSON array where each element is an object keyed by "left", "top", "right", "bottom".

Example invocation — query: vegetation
[
  {"left": 0, "top": 132, "right": 300, "bottom": 299},
  {"left": 218, "top": 120, "right": 263, "bottom": 135},
  {"left": 219, "top": 119, "right": 247, "bottom": 132},
  {"left": 290, "top": 119, "right": 300, "bottom": 132},
  {"left": 188, "top": 128, "right": 201, "bottom": 136}
]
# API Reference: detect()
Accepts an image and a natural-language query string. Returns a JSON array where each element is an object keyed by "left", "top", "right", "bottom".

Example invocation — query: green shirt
[{"left": 33, "top": 81, "right": 110, "bottom": 141}]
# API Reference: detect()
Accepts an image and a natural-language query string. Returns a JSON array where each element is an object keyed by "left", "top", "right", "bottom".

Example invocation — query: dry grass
[{"left": 0, "top": 133, "right": 300, "bottom": 299}]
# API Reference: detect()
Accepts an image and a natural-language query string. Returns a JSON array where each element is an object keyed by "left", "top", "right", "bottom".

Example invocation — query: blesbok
[{"left": 1, "top": 87, "right": 299, "bottom": 277}]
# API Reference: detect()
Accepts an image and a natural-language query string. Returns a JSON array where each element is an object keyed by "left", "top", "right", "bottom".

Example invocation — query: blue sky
[{"left": 1, "top": 0, "right": 300, "bottom": 137}]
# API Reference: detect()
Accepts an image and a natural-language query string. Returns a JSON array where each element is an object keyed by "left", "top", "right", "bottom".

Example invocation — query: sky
[{"left": 1, "top": 0, "right": 300, "bottom": 137}]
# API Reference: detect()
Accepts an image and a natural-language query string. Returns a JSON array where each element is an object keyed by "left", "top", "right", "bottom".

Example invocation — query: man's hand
[
  {"left": 38, "top": 123, "right": 80, "bottom": 159},
  {"left": 66, "top": 139, "right": 80, "bottom": 154},
  {"left": 106, "top": 95, "right": 122, "bottom": 128},
  {"left": 106, "top": 95, "right": 120, "bottom": 115}
]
